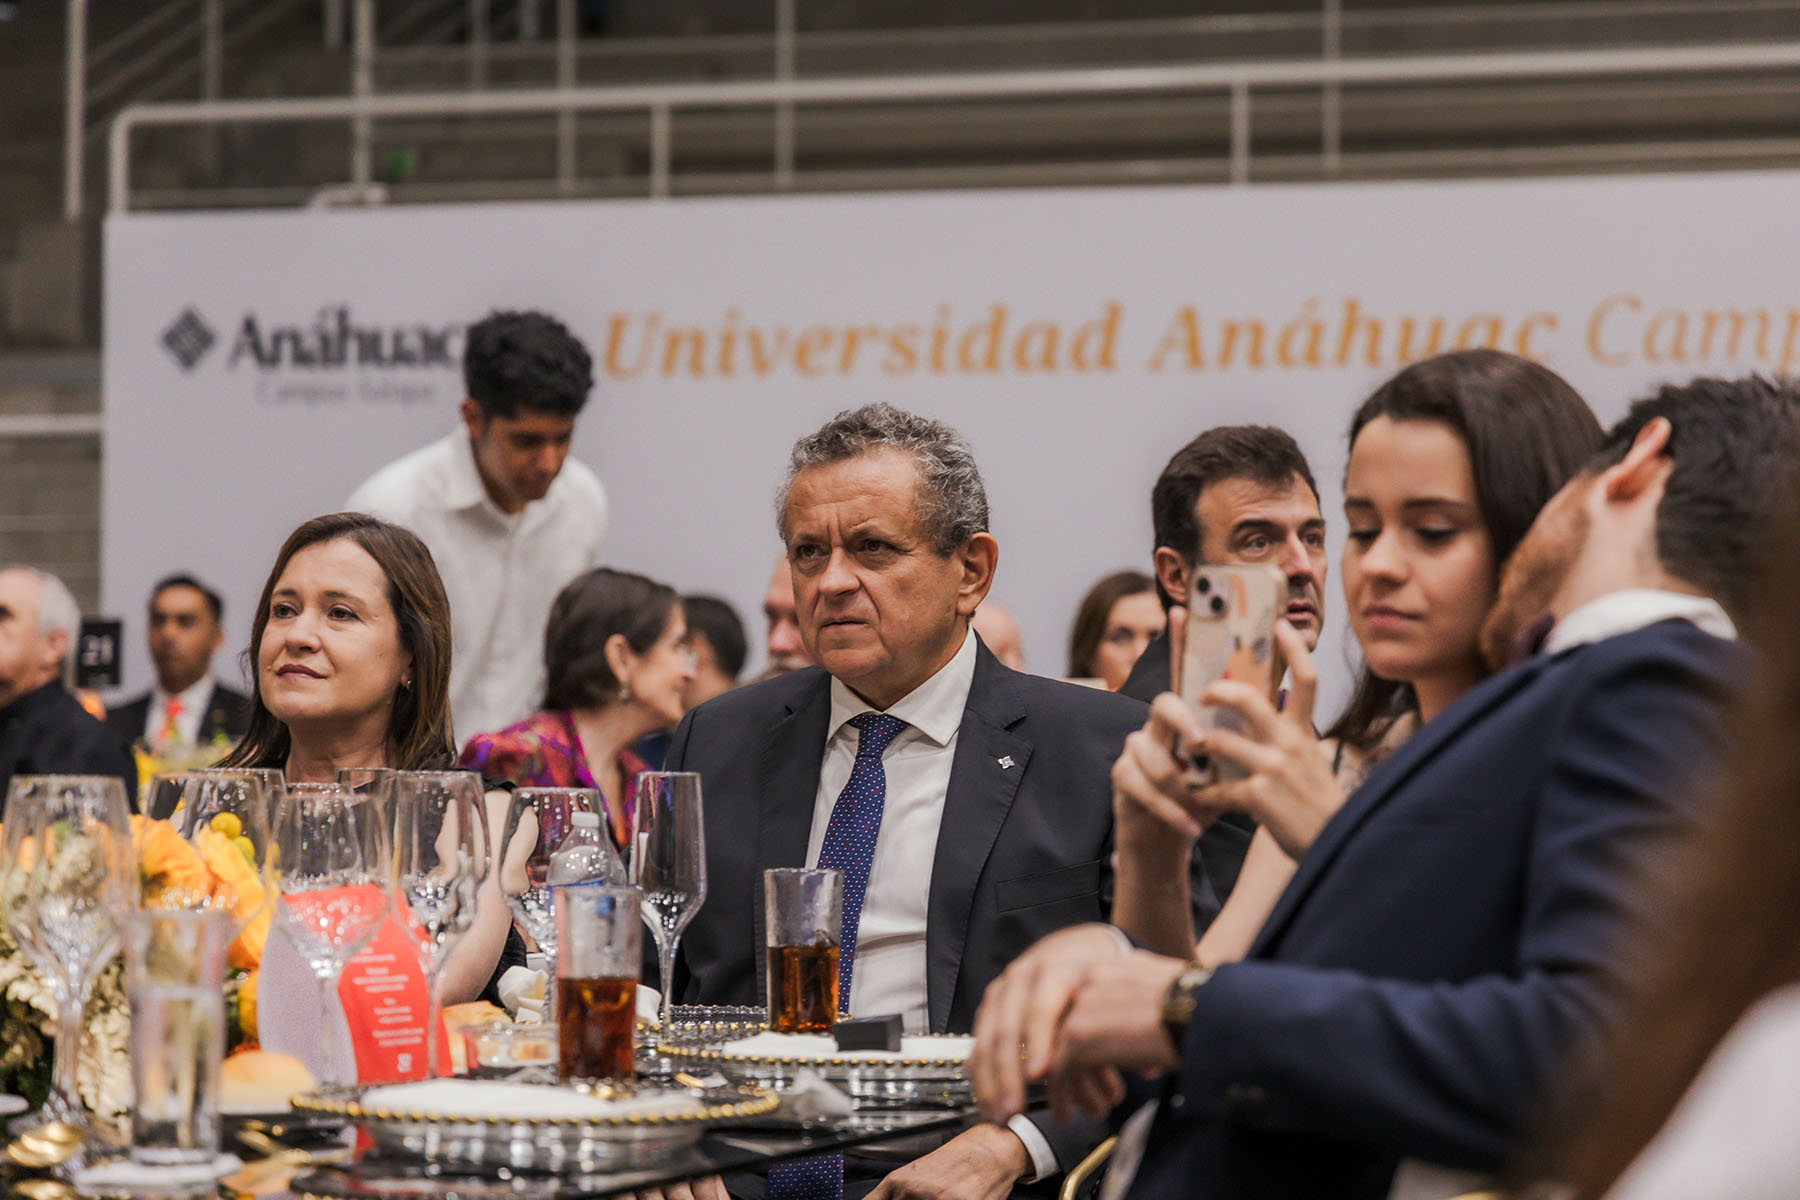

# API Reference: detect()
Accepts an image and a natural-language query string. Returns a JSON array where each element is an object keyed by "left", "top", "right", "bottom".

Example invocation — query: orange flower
[
  {"left": 133, "top": 815, "right": 214, "bottom": 909},
  {"left": 194, "top": 828, "right": 269, "bottom": 969}
]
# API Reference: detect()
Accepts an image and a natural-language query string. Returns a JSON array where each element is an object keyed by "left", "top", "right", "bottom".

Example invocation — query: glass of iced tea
[
  {"left": 763, "top": 868, "right": 843, "bottom": 1033},
  {"left": 555, "top": 882, "right": 642, "bottom": 1084}
]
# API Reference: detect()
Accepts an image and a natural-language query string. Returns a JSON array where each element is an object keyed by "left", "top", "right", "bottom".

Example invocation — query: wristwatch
[{"left": 1161, "top": 960, "right": 1213, "bottom": 1046}]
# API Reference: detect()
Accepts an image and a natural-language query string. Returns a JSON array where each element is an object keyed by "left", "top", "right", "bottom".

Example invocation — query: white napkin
[
  {"left": 636, "top": 984, "right": 662, "bottom": 1026},
  {"left": 497, "top": 966, "right": 548, "bottom": 1021},
  {"left": 776, "top": 1068, "right": 856, "bottom": 1121}
]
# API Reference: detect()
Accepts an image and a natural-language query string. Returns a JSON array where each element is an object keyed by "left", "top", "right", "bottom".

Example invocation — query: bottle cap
[{"left": 572, "top": 811, "right": 601, "bottom": 829}]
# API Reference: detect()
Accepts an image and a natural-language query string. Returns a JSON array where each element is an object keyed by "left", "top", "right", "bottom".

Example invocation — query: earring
[{"left": 617, "top": 683, "right": 632, "bottom": 704}]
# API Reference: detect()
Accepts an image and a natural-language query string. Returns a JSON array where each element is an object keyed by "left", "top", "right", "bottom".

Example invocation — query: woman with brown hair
[
  {"left": 223, "top": 511, "right": 515, "bottom": 1004},
  {"left": 459, "top": 566, "right": 694, "bottom": 849},
  {"left": 222, "top": 511, "right": 455, "bottom": 778},
  {"left": 1067, "top": 569, "right": 1163, "bottom": 691},
  {"left": 1543, "top": 494, "right": 1800, "bottom": 1199}
]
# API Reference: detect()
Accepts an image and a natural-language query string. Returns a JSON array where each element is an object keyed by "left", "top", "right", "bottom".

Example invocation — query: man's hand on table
[{"left": 867, "top": 1123, "right": 1030, "bottom": 1200}]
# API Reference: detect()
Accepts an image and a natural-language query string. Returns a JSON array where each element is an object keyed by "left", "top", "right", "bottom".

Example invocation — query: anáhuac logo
[
  {"left": 161, "top": 307, "right": 216, "bottom": 371},
  {"left": 161, "top": 304, "right": 464, "bottom": 406}
]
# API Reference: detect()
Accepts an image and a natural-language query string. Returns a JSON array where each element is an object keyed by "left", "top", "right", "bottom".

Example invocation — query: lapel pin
[{"left": 997, "top": 756, "right": 1015, "bottom": 770}]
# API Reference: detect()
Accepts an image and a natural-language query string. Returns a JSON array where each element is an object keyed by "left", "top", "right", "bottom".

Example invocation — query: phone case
[{"left": 1178, "top": 565, "right": 1284, "bottom": 782}]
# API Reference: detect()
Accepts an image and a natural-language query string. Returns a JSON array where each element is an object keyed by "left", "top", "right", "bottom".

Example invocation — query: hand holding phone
[{"left": 1176, "top": 565, "right": 1285, "bottom": 783}]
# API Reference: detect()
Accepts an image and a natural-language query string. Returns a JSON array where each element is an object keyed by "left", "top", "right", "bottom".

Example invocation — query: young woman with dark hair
[{"left": 1115, "top": 349, "right": 1605, "bottom": 962}]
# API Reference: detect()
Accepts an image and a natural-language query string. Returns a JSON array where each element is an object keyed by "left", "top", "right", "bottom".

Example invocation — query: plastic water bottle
[{"left": 549, "top": 811, "right": 625, "bottom": 888}]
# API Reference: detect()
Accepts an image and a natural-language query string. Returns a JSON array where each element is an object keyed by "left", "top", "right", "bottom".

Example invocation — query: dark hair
[
  {"left": 151, "top": 573, "right": 224, "bottom": 624},
  {"left": 1540, "top": 464, "right": 1800, "bottom": 1198},
  {"left": 464, "top": 310, "right": 595, "bottom": 420},
  {"left": 681, "top": 594, "right": 747, "bottom": 682},
  {"left": 1578, "top": 375, "right": 1800, "bottom": 620},
  {"left": 222, "top": 512, "right": 455, "bottom": 772},
  {"left": 543, "top": 568, "right": 681, "bottom": 711},
  {"left": 1324, "top": 350, "right": 1603, "bottom": 753},
  {"left": 1067, "top": 569, "right": 1157, "bottom": 678},
  {"left": 1150, "top": 426, "right": 1319, "bottom": 602},
  {"left": 778, "top": 402, "right": 988, "bottom": 557}
]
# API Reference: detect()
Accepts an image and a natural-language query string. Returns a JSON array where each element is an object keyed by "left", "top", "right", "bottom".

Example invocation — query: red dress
[{"left": 457, "top": 710, "right": 645, "bottom": 851}]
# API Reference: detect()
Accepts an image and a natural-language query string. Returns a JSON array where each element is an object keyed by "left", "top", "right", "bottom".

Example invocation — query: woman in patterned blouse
[{"left": 459, "top": 567, "right": 695, "bottom": 849}]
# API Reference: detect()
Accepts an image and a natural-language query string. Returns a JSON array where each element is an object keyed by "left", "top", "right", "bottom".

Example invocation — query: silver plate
[
  {"left": 667, "top": 1035, "right": 972, "bottom": 1109},
  {"left": 292, "top": 1082, "right": 778, "bottom": 1173}
]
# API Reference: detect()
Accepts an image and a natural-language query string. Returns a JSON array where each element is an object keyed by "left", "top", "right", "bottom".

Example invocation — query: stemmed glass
[
  {"left": 497, "top": 787, "right": 613, "bottom": 1020},
  {"left": 629, "top": 772, "right": 707, "bottom": 1029},
  {"left": 271, "top": 782, "right": 391, "bottom": 1088},
  {"left": 391, "top": 771, "right": 490, "bottom": 1077},
  {"left": 0, "top": 776, "right": 134, "bottom": 1135}
]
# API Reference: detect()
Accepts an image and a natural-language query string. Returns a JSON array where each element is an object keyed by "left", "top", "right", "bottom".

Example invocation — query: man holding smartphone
[{"left": 1117, "top": 425, "right": 1328, "bottom": 918}]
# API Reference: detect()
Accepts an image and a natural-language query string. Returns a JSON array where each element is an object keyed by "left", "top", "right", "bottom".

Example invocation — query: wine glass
[
  {"left": 391, "top": 771, "right": 490, "bottom": 1077},
  {"left": 629, "top": 772, "right": 707, "bottom": 1029},
  {"left": 271, "top": 782, "right": 391, "bottom": 1088},
  {"left": 0, "top": 775, "right": 134, "bottom": 1135},
  {"left": 156, "top": 772, "right": 278, "bottom": 960},
  {"left": 498, "top": 787, "right": 611, "bottom": 1018}
]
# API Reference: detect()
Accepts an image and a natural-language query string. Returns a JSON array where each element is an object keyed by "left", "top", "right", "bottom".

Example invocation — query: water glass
[
  {"left": 128, "top": 909, "right": 230, "bottom": 1165},
  {"left": 555, "top": 883, "right": 642, "bottom": 1084},
  {"left": 763, "top": 868, "right": 842, "bottom": 1032}
]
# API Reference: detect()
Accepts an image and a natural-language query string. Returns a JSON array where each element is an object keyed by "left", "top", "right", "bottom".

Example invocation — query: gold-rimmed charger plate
[{"left": 292, "top": 1081, "right": 778, "bottom": 1173}]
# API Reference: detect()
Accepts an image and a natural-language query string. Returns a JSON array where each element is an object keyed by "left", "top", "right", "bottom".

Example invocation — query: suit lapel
[
  {"left": 753, "top": 678, "right": 830, "bottom": 1002},
  {"left": 1250, "top": 653, "right": 1555, "bottom": 956},
  {"left": 926, "top": 646, "right": 1030, "bottom": 1033}
]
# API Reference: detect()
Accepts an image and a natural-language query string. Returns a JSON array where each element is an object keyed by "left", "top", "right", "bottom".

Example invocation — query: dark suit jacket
[
  {"left": 1124, "top": 620, "right": 1741, "bottom": 1200},
  {"left": 106, "top": 682, "right": 251, "bottom": 753},
  {"left": 665, "top": 638, "right": 1145, "bottom": 1167},
  {"left": 1118, "top": 627, "right": 1255, "bottom": 927},
  {"left": 0, "top": 679, "right": 139, "bottom": 815}
]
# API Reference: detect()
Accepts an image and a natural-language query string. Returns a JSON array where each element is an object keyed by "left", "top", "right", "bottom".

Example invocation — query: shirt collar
[
  {"left": 827, "top": 627, "right": 976, "bottom": 749},
  {"left": 1543, "top": 588, "right": 1737, "bottom": 656},
  {"left": 441, "top": 428, "right": 506, "bottom": 515},
  {"left": 153, "top": 677, "right": 215, "bottom": 713}
]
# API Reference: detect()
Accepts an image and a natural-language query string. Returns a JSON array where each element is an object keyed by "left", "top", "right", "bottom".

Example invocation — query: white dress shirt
[
  {"left": 347, "top": 429, "right": 608, "bottom": 743},
  {"left": 808, "top": 627, "right": 975, "bottom": 1035},
  {"left": 143, "top": 677, "right": 217, "bottom": 747},
  {"left": 1543, "top": 588, "right": 1736, "bottom": 655},
  {"left": 1606, "top": 985, "right": 1800, "bottom": 1200}
]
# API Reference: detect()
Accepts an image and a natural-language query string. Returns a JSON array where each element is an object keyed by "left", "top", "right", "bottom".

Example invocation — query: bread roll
[{"left": 220, "top": 1050, "right": 316, "bottom": 1112}]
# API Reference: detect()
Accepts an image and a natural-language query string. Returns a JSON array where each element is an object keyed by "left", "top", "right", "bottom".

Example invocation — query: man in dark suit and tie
[
  {"left": 666, "top": 403, "right": 1145, "bottom": 1200},
  {"left": 969, "top": 377, "right": 1799, "bottom": 1200},
  {"left": 106, "top": 575, "right": 249, "bottom": 765}
]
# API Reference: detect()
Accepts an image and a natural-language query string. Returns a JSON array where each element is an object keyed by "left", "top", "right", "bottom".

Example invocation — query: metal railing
[{"left": 108, "top": 38, "right": 1800, "bottom": 212}]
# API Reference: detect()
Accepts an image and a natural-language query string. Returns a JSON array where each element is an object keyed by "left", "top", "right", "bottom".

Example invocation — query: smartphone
[{"left": 1178, "top": 564, "right": 1285, "bottom": 782}]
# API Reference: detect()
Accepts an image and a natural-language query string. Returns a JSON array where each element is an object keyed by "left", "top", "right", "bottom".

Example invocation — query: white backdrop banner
[{"left": 102, "top": 170, "right": 1800, "bottom": 721}]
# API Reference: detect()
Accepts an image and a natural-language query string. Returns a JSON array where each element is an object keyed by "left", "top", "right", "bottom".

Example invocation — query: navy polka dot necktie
[
  {"left": 815, "top": 711, "right": 907, "bottom": 1013},
  {"left": 768, "top": 711, "right": 907, "bottom": 1200}
]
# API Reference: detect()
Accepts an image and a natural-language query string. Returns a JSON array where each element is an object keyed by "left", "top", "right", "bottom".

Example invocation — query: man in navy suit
[
  {"left": 968, "top": 377, "right": 1799, "bottom": 1200},
  {"left": 667, "top": 403, "right": 1145, "bottom": 1200},
  {"left": 105, "top": 574, "right": 249, "bottom": 762}
]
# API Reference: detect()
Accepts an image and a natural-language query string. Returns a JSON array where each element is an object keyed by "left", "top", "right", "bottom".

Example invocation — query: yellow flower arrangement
[{"left": 0, "top": 812, "right": 270, "bottom": 1115}]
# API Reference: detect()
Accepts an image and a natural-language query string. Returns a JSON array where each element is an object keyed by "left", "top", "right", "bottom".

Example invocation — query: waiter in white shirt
[{"left": 347, "top": 310, "right": 608, "bottom": 746}]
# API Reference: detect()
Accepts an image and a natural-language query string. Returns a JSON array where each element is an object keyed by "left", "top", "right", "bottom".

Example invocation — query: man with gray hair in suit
[{"left": 0, "top": 566, "right": 137, "bottom": 813}]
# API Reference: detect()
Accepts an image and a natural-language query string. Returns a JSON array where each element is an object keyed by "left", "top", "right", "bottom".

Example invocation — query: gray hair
[
  {"left": 1, "top": 566, "right": 79, "bottom": 647},
  {"left": 776, "top": 403, "right": 990, "bottom": 555}
]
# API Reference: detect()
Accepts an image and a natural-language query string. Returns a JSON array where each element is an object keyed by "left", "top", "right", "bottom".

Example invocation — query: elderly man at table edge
[
  {"left": 665, "top": 403, "right": 1147, "bottom": 1200},
  {"left": 968, "top": 376, "right": 1798, "bottom": 1200}
]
